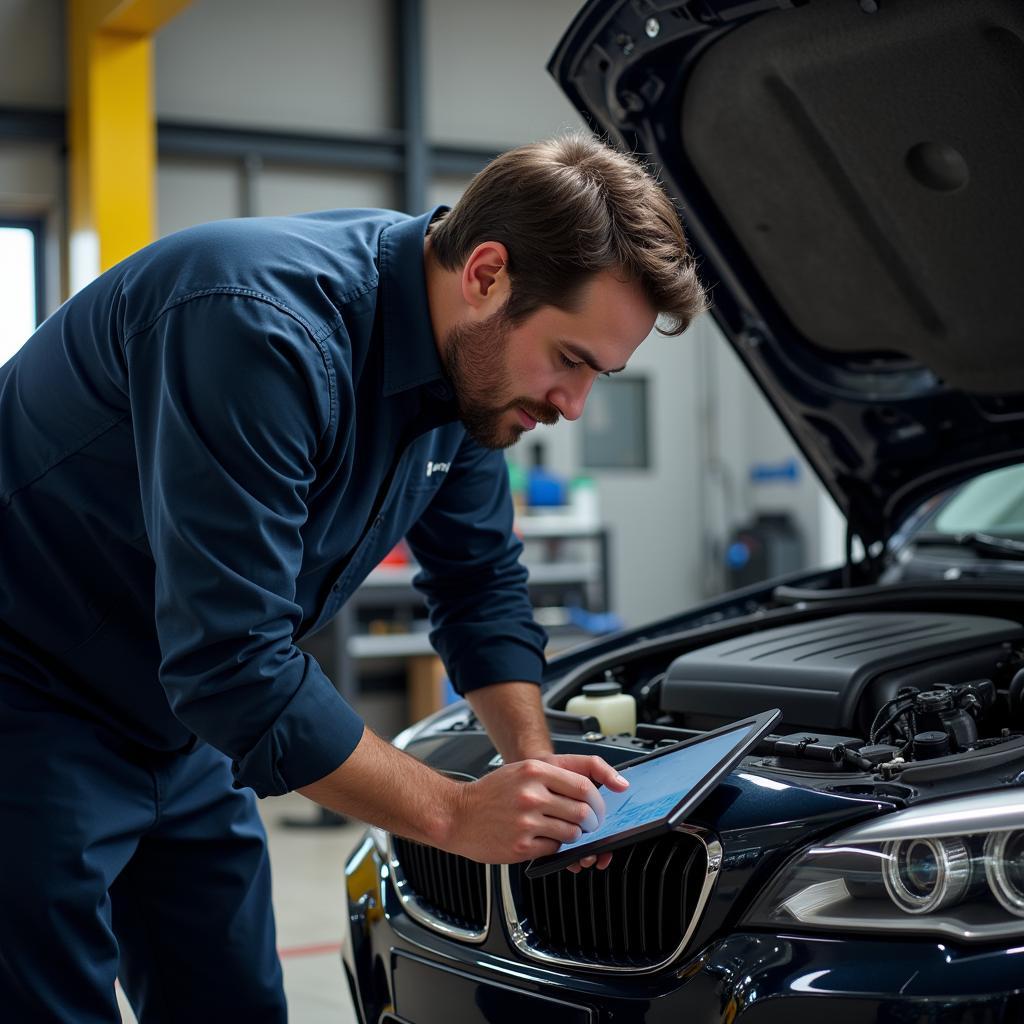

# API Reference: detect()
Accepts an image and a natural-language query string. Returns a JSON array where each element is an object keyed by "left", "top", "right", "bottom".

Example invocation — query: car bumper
[{"left": 342, "top": 835, "right": 1024, "bottom": 1024}]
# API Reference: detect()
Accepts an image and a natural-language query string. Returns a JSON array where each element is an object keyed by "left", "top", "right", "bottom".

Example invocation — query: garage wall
[
  {"left": 0, "top": 0, "right": 64, "bottom": 108},
  {"left": 424, "top": 0, "right": 587, "bottom": 147},
  {"left": 157, "top": 159, "right": 241, "bottom": 237},
  {"left": 154, "top": 0, "right": 396, "bottom": 136}
]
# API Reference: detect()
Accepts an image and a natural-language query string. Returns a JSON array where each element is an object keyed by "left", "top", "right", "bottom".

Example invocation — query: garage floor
[{"left": 116, "top": 791, "right": 364, "bottom": 1023}]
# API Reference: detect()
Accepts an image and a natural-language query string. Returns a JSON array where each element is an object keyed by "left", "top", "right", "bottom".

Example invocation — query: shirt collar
[{"left": 378, "top": 206, "right": 454, "bottom": 401}]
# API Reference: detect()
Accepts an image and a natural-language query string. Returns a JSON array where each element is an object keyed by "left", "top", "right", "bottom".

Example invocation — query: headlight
[{"left": 743, "top": 789, "right": 1024, "bottom": 941}]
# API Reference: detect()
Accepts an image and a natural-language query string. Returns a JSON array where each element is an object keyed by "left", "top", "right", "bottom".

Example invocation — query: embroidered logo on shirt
[{"left": 426, "top": 460, "right": 450, "bottom": 478}]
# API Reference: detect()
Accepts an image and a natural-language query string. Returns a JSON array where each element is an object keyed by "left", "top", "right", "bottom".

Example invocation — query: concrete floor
[{"left": 117, "top": 791, "right": 366, "bottom": 1023}]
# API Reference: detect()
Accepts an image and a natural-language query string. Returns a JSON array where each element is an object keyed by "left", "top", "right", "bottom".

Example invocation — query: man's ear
[{"left": 461, "top": 241, "right": 510, "bottom": 313}]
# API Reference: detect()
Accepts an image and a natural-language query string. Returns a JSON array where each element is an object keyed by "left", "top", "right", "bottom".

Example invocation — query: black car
[{"left": 342, "top": 0, "right": 1024, "bottom": 1020}]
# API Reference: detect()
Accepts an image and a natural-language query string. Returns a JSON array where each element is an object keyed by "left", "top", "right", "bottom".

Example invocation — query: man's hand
[
  {"left": 442, "top": 756, "right": 624, "bottom": 864},
  {"left": 464, "top": 683, "right": 630, "bottom": 872},
  {"left": 533, "top": 753, "right": 629, "bottom": 873},
  {"left": 298, "top": 728, "right": 626, "bottom": 867}
]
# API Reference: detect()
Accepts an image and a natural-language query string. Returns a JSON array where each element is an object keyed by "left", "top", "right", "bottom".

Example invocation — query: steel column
[
  {"left": 395, "top": 0, "right": 428, "bottom": 214},
  {"left": 65, "top": 0, "right": 192, "bottom": 292}
]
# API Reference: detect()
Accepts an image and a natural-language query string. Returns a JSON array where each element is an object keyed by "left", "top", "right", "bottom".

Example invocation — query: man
[{"left": 0, "top": 132, "right": 705, "bottom": 1020}]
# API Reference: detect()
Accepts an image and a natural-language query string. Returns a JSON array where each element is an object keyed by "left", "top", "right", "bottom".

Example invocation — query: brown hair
[{"left": 428, "top": 131, "right": 707, "bottom": 335}]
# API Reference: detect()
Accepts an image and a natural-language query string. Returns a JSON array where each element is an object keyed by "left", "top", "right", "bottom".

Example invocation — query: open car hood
[{"left": 549, "top": 0, "right": 1024, "bottom": 548}]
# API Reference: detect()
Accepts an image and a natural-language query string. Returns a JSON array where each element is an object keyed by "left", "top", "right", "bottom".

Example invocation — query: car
[{"left": 341, "top": 0, "right": 1024, "bottom": 1021}]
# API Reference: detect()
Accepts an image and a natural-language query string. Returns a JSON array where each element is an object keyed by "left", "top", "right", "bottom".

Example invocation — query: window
[
  {"left": 580, "top": 375, "right": 650, "bottom": 470},
  {"left": 0, "top": 218, "right": 44, "bottom": 364}
]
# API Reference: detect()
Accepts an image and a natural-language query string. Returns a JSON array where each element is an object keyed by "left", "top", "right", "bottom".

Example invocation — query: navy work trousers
[{"left": 0, "top": 686, "right": 287, "bottom": 1022}]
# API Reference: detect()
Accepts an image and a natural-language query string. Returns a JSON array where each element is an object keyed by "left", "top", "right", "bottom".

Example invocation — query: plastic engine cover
[{"left": 662, "top": 612, "right": 1022, "bottom": 733}]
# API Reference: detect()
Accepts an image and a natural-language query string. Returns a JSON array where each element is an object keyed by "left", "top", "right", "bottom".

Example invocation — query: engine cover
[{"left": 661, "top": 612, "right": 1022, "bottom": 733}]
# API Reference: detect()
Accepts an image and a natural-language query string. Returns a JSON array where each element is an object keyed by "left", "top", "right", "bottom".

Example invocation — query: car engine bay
[{"left": 541, "top": 593, "right": 1024, "bottom": 789}]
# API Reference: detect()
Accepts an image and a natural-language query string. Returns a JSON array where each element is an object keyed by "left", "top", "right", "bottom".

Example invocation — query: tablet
[{"left": 524, "top": 708, "right": 781, "bottom": 878}]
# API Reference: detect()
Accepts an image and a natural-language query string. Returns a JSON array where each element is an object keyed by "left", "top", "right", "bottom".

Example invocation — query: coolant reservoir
[{"left": 565, "top": 681, "right": 636, "bottom": 736}]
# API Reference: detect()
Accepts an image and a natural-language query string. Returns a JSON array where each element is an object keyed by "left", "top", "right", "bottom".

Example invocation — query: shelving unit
[{"left": 329, "top": 521, "right": 611, "bottom": 722}]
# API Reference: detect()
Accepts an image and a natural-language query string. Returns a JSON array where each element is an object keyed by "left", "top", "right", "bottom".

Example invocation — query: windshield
[{"left": 925, "top": 465, "right": 1024, "bottom": 538}]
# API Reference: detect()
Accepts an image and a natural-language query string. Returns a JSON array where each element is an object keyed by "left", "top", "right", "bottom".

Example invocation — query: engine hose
[
  {"left": 869, "top": 695, "right": 907, "bottom": 740},
  {"left": 871, "top": 702, "right": 915, "bottom": 744}
]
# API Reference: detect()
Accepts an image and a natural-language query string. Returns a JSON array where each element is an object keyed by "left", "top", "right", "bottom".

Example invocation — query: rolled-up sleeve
[
  {"left": 125, "top": 292, "right": 364, "bottom": 796},
  {"left": 404, "top": 434, "right": 548, "bottom": 694}
]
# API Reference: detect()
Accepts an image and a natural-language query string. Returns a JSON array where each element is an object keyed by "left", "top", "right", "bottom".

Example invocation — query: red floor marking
[{"left": 278, "top": 940, "right": 343, "bottom": 959}]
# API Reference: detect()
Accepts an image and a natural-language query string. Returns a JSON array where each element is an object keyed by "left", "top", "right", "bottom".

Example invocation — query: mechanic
[{"left": 0, "top": 131, "right": 705, "bottom": 1021}]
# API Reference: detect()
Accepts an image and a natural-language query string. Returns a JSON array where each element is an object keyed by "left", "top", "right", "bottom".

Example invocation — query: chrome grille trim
[
  {"left": 500, "top": 825, "right": 722, "bottom": 974},
  {"left": 386, "top": 834, "right": 490, "bottom": 944}
]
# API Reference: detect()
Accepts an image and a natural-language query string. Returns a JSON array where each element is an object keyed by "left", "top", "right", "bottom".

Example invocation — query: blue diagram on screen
[{"left": 557, "top": 724, "right": 754, "bottom": 854}]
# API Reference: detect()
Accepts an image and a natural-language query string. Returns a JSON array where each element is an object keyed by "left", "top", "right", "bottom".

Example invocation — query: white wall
[
  {"left": 255, "top": 165, "right": 397, "bottom": 218},
  {"left": 155, "top": 0, "right": 396, "bottom": 135},
  {"left": 157, "top": 159, "right": 242, "bottom": 237},
  {"left": 424, "top": 0, "right": 587, "bottom": 147}
]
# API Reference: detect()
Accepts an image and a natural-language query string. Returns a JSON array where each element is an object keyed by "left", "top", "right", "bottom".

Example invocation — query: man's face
[{"left": 442, "top": 271, "right": 657, "bottom": 450}]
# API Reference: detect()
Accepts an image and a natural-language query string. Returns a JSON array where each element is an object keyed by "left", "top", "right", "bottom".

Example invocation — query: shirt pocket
[{"left": 299, "top": 515, "right": 387, "bottom": 639}]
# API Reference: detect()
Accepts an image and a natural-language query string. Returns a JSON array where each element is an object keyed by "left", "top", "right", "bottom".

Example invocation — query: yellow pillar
[{"left": 66, "top": 0, "right": 192, "bottom": 294}]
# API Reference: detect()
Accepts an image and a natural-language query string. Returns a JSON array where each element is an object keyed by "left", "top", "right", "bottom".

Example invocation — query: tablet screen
[{"left": 555, "top": 721, "right": 759, "bottom": 855}]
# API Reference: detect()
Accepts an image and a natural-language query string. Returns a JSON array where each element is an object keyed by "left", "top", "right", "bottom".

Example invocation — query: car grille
[
  {"left": 505, "top": 830, "right": 714, "bottom": 970},
  {"left": 390, "top": 837, "right": 488, "bottom": 937},
  {"left": 390, "top": 830, "right": 718, "bottom": 972}
]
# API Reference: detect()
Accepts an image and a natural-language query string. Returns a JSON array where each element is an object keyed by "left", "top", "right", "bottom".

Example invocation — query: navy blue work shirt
[{"left": 0, "top": 208, "right": 547, "bottom": 796}]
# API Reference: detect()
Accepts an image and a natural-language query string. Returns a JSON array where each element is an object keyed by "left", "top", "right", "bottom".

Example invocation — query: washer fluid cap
[{"left": 583, "top": 681, "right": 622, "bottom": 697}]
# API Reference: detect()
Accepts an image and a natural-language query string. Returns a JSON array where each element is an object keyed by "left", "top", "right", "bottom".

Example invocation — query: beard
[{"left": 441, "top": 307, "right": 560, "bottom": 450}]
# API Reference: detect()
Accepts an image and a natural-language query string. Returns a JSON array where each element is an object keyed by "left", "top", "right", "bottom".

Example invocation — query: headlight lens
[
  {"left": 986, "top": 830, "right": 1024, "bottom": 916},
  {"left": 882, "top": 837, "right": 972, "bottom": 914},
  {"left": 743, "top": 792, "right": 1024, "bottom": 941}
]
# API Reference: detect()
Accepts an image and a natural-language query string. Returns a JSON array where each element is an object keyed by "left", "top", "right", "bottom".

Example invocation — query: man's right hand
[
  {"left": 298, "top": 727, "right": 605, "bottom": 865},
  {"left": 441, "top": 758, "right": 606, "bottom": 864}
]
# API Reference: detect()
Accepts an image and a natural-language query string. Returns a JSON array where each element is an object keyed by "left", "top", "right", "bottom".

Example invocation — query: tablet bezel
[{"left": 524, "top": 708, "right": 781, "bottom": 879}]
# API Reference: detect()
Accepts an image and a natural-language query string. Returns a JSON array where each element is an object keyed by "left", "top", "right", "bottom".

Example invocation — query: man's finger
[
  {"left": 565, "top": 854, "right": 598, "bottom": 874},
  {"left": 544, "top": 753, "right": 629, "bottom": 792},
  {"left": 533, "top": 793, "right": 599, "bottom": 831},
  {"left": 539, "top": 815, "right": 585, "bottom": 845},
  {"left": 534, "top": 761, "right": 606, "bottom": 813},
  {"left": 522, "top": 837, "right": 562, "bottom": 861},
  {"left": 581, "top": 755, "right": 629, "bottom": 791}
]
